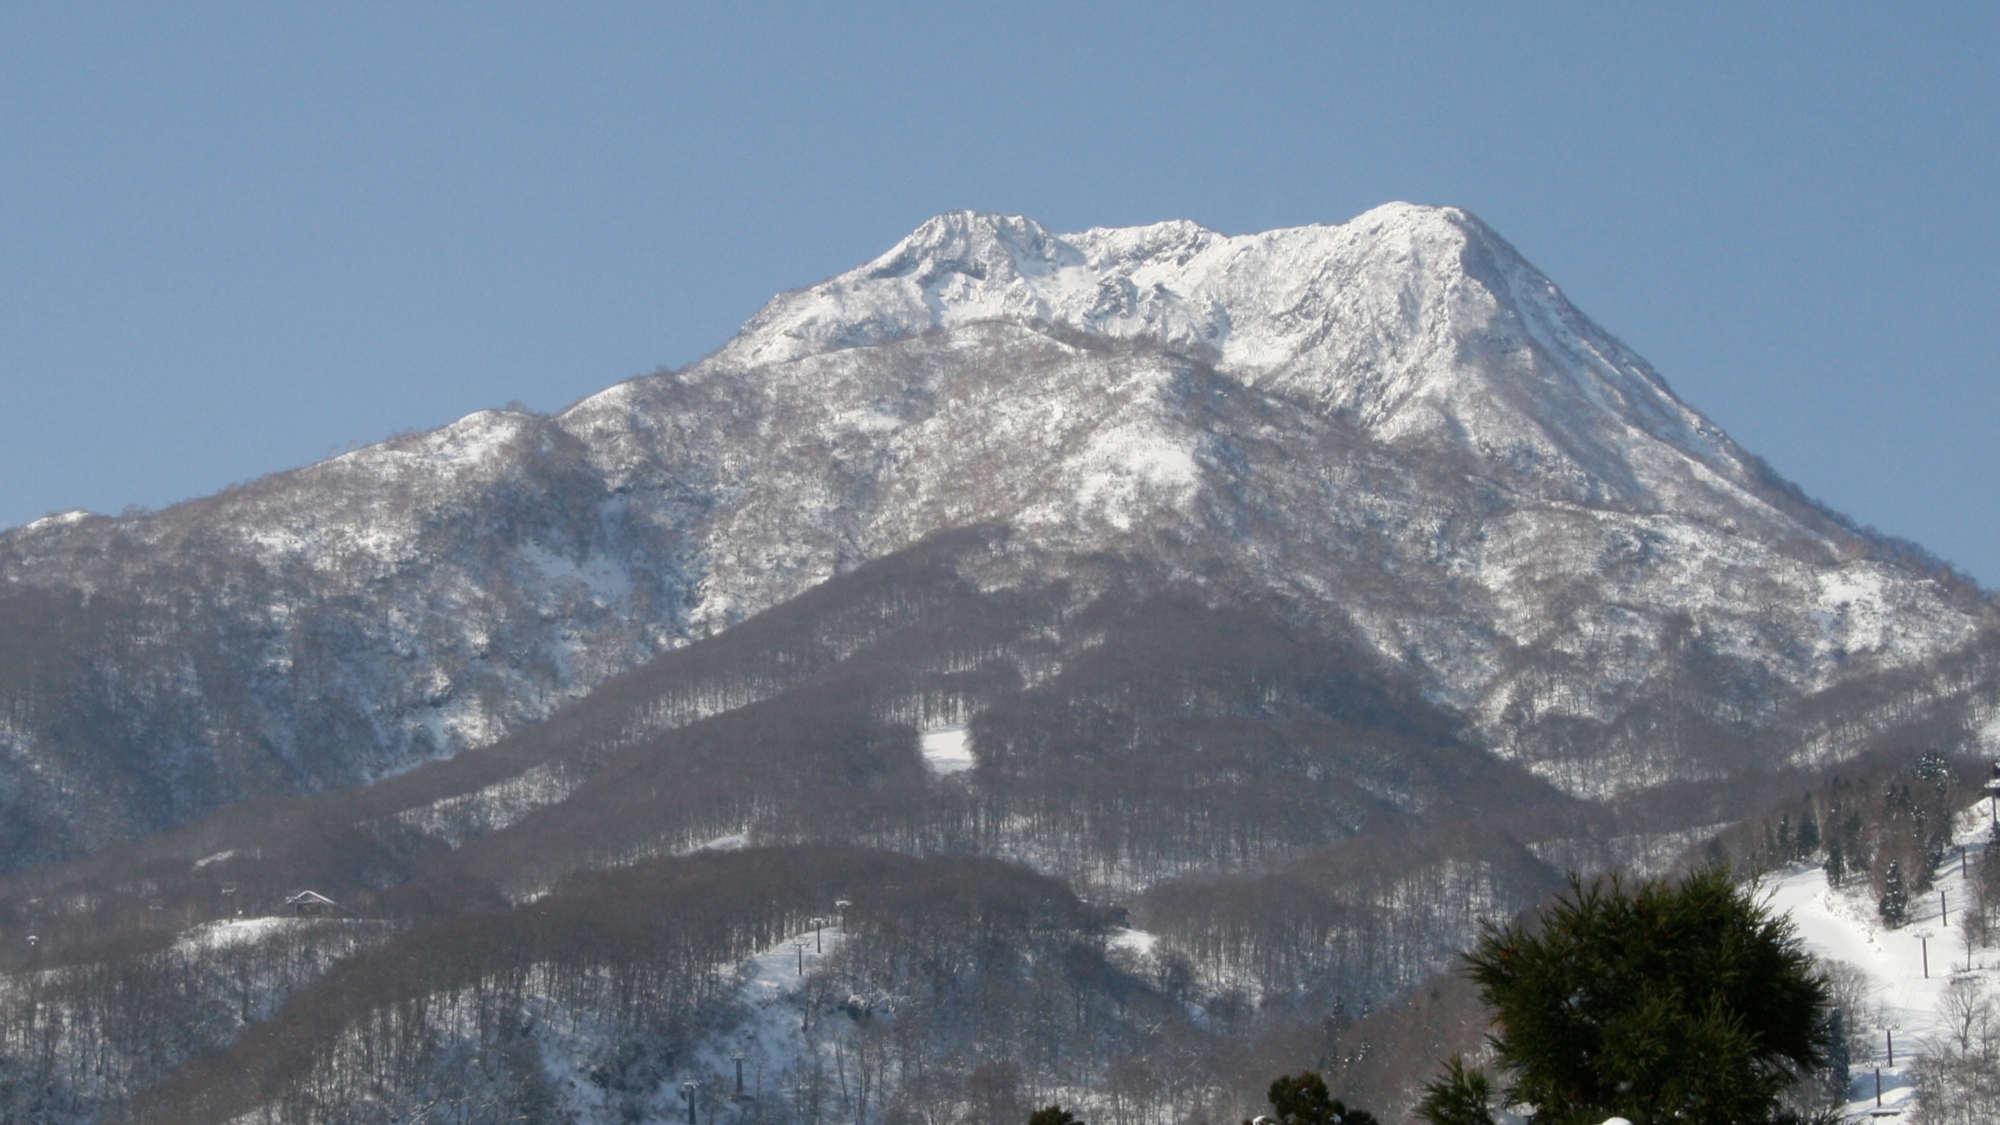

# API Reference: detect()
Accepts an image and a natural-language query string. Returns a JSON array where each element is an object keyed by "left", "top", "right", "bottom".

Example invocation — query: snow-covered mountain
[
  {"left": 723, "top": 205, "right": 1742, "bottom": 503},
  {"left": 0, "top": 203, "right": 1991, "bottom": 864}
]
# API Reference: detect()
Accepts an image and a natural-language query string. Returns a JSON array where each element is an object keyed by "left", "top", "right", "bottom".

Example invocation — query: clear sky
[{"left": 4, "top": 3, "right": 1996, "bottom": 582}]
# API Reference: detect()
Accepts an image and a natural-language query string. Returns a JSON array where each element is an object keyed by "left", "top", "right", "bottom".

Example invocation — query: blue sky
[{"left": 4, "top": 3, "right": 1997, "bottom": 582}]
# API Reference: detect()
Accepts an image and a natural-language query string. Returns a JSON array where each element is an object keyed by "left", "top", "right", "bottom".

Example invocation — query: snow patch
[
  {"left": 1108, "top": 927, "right": 1158, "bottom": 957},
  {"left": 173, "top": 916, "right": 300, "bottom": 953},
  {"left": 519, "top": 543, "right": 633, "bottom": 604},
  {"left": 193, "top": 849, "right": 237, "bottom": 869},
  {"left": 678, "top": 921, "right": 851, "bottom": 1110},
  {"left": 686, "top": 831, "right": 749, "bottom": 853},
  {"left": 1814, "top": 567, "right": 1895, "bottom": 655},
  {"left": 1068, "top": 422, "right": 1202, "bottom": 530},
  {"left": 23, "top": 510, "right": 93, "bottom": 531},
  {"left": 391, "top": 763, "right": 575, "bottom": 848},
  {"left": 919, "top": 726, "right": 975, "bottom": 775}
]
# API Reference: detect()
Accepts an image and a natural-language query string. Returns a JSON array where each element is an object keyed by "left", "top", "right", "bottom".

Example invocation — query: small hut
[{"left": 284, "top": 890, "right": 341, "bottom": 916}]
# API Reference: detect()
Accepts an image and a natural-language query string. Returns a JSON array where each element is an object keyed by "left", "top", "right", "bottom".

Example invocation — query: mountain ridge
[
  {"left": 715, "top": 204, "right": 1747, "bottom": 502},
  {"left": 0, "top": 204, "right": 1989, "bottom": 867},
  {"left": 0, "top": 205, "right": 1995, "bottom": 1125}
]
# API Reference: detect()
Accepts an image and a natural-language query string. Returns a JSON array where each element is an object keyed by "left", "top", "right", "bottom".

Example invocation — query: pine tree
[
  {"left": 1825, "top": 840, "right": 1845, "bottom": 888},
  {"left": 1246, "top": 1071, "right": 1379, "bottom": 1125},
  {"left": 1414, "top": 1058, "right": 1495, "bottom": 1125},
  {"left": 1880, "top": 860, "right": 1909, "bottom": 928},
  {"left": 1797, "top": 809, "right": 1820, "bottom": 858},
  {"left": 1821, "top": 1007, "right": 1851, "bottom": 1105},
  {"left": 1916, "top": 750, "right": 1949, "bottom": 782},
  {"left": 1923, "top": 826, "right": 1950, "bottom": 887},
  {"left": 1414, "top": 867, "right": 1831, "bottom": 1125},
  {"left": 1029, "top": 1107, "right": 1083, "bottom": 1125}
]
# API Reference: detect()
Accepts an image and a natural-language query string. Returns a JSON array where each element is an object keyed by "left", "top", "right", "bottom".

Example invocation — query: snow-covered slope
[
  {"left": 0, "top": 204, "right": 1991, "bottom": 863},
  {"left": 720, "top": 205, "right": 1746, "bottom": 510},
  {"left": 559, "top": 204, "right": 1993, "bottom": 791},
  {"left": 1766, "top": 809, "right": 2000, "bottom": 1119}
]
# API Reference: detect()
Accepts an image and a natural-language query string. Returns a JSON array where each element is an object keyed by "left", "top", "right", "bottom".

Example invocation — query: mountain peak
[
  {"left": 719, "top": 203, "right": 1525, "bottom": 379},
  {"left": 708, "top": 205, "right": 1749, "bottom": 508},
  {"left": 0, "top": 199, "right": 1985, "bottom": 885},
  {"left": 862, "top": 211, "right": 1082, "bottom": 285}
]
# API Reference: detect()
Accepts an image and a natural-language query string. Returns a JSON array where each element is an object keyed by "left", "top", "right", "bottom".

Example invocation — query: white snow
[
  {"left": 709, "top": 203, "right": 1742, "bottom": 504},
  {"left": 22, "top": 510, "right": 93, "bottom": 531},
  {"left": 519, "top": 543, "right": 634, "bottom": 604},
  {"left": 391, "top": 763, "right": 576, "bottom": 848},
  {"left": 1814, "top": 567, "right": 1896, "bottom": 656},
  {"left": 918, "top": 726, "right": 975, "bottom": 775},
  {"left": 1763, "top": 808, "right": 2000, "bottom": 1117},
  {"left": 170, "top": 914, "right": 394, "bottom": 955},
  {"left": 1107, "top": 926, "right": 1158, "bottom": 957},
  {"left": 173, "top": 915, "right": 300, "bottom": 953},
  {"left": 193, "top": 849, "right": 237, "bottom": 869},
  {"left": 685, "top": 831, "right": 749, "bottom": 853},
  {"left": 691, "top": 920, "right": 850, "bottom": 1107},
  {"left": 1063, "top": 420, "right": 1202, "bottom": 530}
]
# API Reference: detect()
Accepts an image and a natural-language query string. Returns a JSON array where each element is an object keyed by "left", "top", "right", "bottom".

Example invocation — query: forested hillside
[{"left": 0, "top": 205, "right": 1995, "bottom": 1122}]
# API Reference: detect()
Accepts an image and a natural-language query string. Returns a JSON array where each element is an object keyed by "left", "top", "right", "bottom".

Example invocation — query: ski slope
[{"left": 1765, "top": 807, "right": 1999, "bottom": 1118}]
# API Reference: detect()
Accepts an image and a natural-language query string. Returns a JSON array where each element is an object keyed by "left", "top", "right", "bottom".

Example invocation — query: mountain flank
[
  {"left": 0, "top": 203, "right": 1994, "bottom": 1123},
  {"left": 0, "top": 203, "right": 1987, "bottom": 868}
]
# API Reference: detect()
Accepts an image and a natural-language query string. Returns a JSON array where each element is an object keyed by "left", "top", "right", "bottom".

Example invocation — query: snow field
[
  {"left": 1764, "top": 807, "right": 2000, "bottom": 1118},
  {"left": 519, "top": 917, "right": 849, "bottom": 1123},
  {"left": 698, "top": 920, "right": 850, "bottom": 1103},
  {"left": 919, "top": 725, "right": 976, "bottom": 775}
]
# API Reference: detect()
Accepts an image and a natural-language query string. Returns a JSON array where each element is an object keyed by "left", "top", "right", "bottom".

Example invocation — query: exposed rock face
[{"left": 0, "top": 204, "right": 1988, "bottom": 863}]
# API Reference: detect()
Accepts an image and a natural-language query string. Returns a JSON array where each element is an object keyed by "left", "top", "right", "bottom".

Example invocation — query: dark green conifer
[
  {"left": 1414, "top": 1057, "right": 1495, "bottom": 1125},
  {"left": 1415, "top": 867, "right": 1830, "bottom": 1125},
  {"left": 1246, "top": 1071, "right": 1378, "bottom": 1125},
  {"left": 1797, "top": 809, "right": 1820, "bottom": 858},
  {"left": 1821, "top": 1007, "right": 1851, "bottom": 1104},
  {"left": 1879, "top": 860, "right": 1909, "bottom": 928}
]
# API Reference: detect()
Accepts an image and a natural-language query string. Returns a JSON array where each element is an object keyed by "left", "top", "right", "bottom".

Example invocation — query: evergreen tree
[
  {"left": 1414, "top": 867, "right": 1831, "bottom": 1125},
  {"left": 1414, "top": 1057, "right": 1497, "bottom": 1125},
  {"left": 1797, "top": 809, "right": 1820, "bottom": 858},
  {"left": 1029, "top": 1107, "right": 1083, "bottom": 1125},
  {"left": 1880, "top": 861, "right": 1909, "bottom": 928},
  {"left": 1245, "top": 1071, "right": 1378, "bottom": 1125},
  {"left": 1825, "top": 840, "right": 1845, "bottom": 888},
  {"left": 1922, "top": 827, "right": 1950, "bottom": 888},
  {"left": 1821, "top": 1008, "right": 1851, "bottom": 1105}
]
